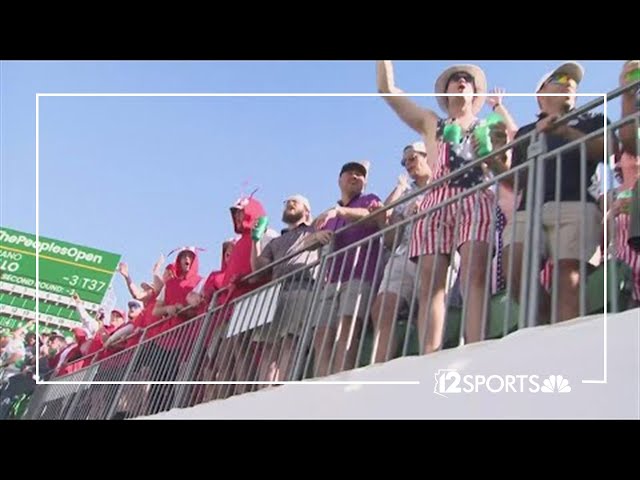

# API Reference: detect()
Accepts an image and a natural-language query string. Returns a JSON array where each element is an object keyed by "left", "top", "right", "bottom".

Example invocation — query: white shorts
[{"left": 378, "top": 254, "right": 418, "bottom": 305}]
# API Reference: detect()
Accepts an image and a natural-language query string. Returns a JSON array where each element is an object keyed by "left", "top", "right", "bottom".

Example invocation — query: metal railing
[{"left": 23, "top": 80, "right": 639, "bottom": 420}]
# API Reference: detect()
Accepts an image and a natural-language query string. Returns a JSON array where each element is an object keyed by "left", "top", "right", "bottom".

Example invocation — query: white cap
[
  {"left": 401, "top": 141, "right": 427, "bottom": 165},
  {"left": 535, "top": 61, "right": 585, "bottom": 93},
  {"left": 404, "top": 141, "right": 427, "bottom": 155},
  {"left": 285, "top": 194, "right": 311, "bottom": 213}
]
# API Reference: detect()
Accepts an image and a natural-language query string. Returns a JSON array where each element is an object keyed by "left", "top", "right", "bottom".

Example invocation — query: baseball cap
[
  {"left": 127, "top": 300, "right": 143, "bottom": 309},
  {"left": 535, "top": 61, "right": 584, "bottom": 93},
  {"left": 340, "top": 161, "right": 369, "bottom": 177},
  {"left": 284, "top": 194, "right": 312, "bottom": 212},
  {"left": 402, "top": 142, "right": 427, "bottom": 163}
]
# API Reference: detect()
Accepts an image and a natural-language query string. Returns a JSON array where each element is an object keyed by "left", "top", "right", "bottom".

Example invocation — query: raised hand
[
  {"left": 117, "top": 262, "right": 129, "bottom": 278},
  {"left": 396, "top": 174, "right": 411, "bottom": 192},
  {"left": 486, "top": 87, "right": 506, "bottom": 109}
]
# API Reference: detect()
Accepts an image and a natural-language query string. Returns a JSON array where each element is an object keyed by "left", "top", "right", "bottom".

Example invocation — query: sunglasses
[
  {"left": 448, "top": 72, "right": 475, "bottom": 84},
  {"left": 545, "top": 74, "right": 573, "bottom": 86},
  {"left": 401, "top": 150, "right": 426, "bottom": 167}
]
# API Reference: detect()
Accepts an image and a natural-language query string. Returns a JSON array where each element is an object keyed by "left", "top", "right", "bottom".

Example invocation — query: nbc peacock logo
[{"left": 540, "top": 375, "right": 571, "bottom": 393}]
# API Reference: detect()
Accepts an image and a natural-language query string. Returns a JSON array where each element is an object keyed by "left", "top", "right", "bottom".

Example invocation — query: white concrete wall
[{"left": 141, "top": 309, "right": 639, "bottom": 419}]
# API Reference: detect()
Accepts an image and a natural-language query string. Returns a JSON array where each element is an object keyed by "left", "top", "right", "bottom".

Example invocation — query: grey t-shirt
[{"left": 258, "top": 224, "right": 319, "bottom": 280}]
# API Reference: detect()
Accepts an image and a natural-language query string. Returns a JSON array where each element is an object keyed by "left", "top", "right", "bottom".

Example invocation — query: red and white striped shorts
[
  {"left": 615, "top": 213, "right": 640, "bottom": 302},
  {"left": 541, "top": 214, "right": 640, "bottom": 302},
  {"left": 409, "top": 185, "right": 496, "bottom": 258},
  {"left": 540, "top": 259, "right": 553, "bottom": 292}
]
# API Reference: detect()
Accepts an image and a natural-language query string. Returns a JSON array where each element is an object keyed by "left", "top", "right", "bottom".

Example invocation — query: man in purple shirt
[{"left": 313, "top": 160, "right": 386, "bottom": 376}]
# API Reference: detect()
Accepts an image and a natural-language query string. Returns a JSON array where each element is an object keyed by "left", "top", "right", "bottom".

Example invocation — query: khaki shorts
[
  {"left": 251, "top": 289, "right": 313, "bottom": 342},
  {"left": 314, "top": 279, "right": 373, "bottom": 326},
  {"left": 503, "top": 201, "right": 601, "bottom": 262}
]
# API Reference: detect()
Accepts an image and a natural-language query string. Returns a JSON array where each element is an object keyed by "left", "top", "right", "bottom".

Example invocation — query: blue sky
[{"left": 0, "top": 60, "right": 627, "bottom": 308}]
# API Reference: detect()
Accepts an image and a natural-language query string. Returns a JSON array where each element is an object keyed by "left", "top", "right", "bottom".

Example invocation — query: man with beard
[
  {"left": 250, "top": 194, "right": 332, "bottom": 382},
  {"left": 313, "top": 161, "right": 385, "bottom": 376}
]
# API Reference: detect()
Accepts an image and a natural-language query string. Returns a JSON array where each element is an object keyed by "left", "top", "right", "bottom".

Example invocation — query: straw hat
[{"left": 434, "top": 64, "right": 487, "bottom": 115}]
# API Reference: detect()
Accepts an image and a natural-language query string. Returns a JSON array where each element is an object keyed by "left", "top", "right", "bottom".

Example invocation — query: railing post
[
  {"left": 523, "top": 132, "right": 547, "bottom": 329},
  {"left": 171, "top": 291, "right": 223, "bottom": 409},
  {"left": 104, "top": 329, "right": 149, "bottom": 420},
  {"left": 22, "top": 381, "right": 48, "bottom": 420},
  {"left": 62, "top": 355, "right": 98, "bottom": 420},
  {"left": 289, "top": 255, "right": 329, "bottom": 381}
]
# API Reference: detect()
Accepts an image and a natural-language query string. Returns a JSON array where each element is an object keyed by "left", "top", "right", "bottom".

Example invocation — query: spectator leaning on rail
[
  {"left": 110, "top": 257, "right": 170, "bottom": 353},
  {"left": 185, "top": 238, "right": 236, "bottom": 402},
  {"left": 148, "top": 247, "right": 203, "bottom": 412},
  {"left": 312, "top": 160, "right": 385, "bottom": 376},
  {"left": 190, "top": 239, "right": 236, "bottom": 317},
  {"left": 209, "top": 195, "right": 279, "bottom": 395},
  {"left": 250, "top": 194, "right": 332, "bottom": 382},
  {"left": 494, "top": 62, "right": 611, "bottom": 323},
  {"left": 116, "top": 256, "right": 167, "bottom": 323},
  {"left": 217, "top": 194, "right": 279, "bottom": 308},
  {"left": 99, "top": 299, "right": 144, "bottom": 355},
  {"left": 370, "top": 142, "right": 430, "bottom": 363}
]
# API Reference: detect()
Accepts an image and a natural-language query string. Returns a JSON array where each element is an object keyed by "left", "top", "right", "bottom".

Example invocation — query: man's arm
[
  {"left": 151, "top": 254, "right": 166, "bottom": 292},
  {"left": 336, "top": 205, "right": 377, "bottom": 222},
  {"left": 377, "top": 60, "right": 439, "bottom": 136},
  {"left": 103, "top": 324, "right": 135, "bottom": 348},
  {"left": 338, "top": 201, "right": 387, "bottom": 229},
  {"left": 383, "top": 208, "right": 407, "bottom": 249},
  {"left": 486, "top": 89, "right": 519, "bottom": 142},
  {"left": 185, "top": 277, "right": 207, "bottom": 308},
  {"left": 484, "top": 122, "right": 518, "bottom": 188},
  {"left": 152, "top": 253, "right": 165, "bottom": 277},
  {"left": 151, "top": 288, "right": 182, "bottom": 318},
  {"left": 381, "top": 177, "right": 411, "bottom": 247},
  {"left": 298, "top": 230, "right": 334, "bottom": 252},
  {"left": 384, "top": 175, "right": 411, "bottom": 209},
  {"left": 71, "top": 293, "right": 99, "bottom": 335},
  {"left": 314, "top": 196, "right": 386, "bottom": 230},
  {"left": 251, "top": 237, "right": 273, "bottom": 273},
  {"left": 153, "top": 301, "right": 182, "bottom": 318},
  {"left": 552, "top": 122, "right": 607, "bottom": 166},
  {"left": 118, "top": 262, "right": 155, "bottom": 303}
]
